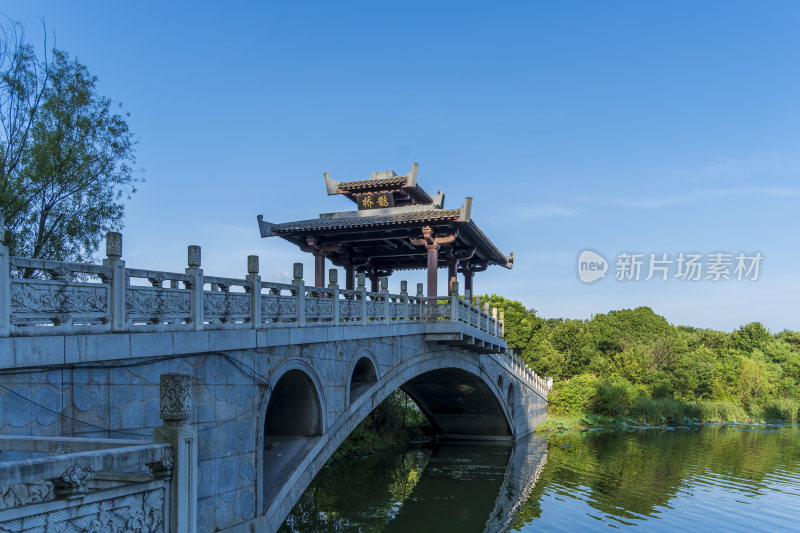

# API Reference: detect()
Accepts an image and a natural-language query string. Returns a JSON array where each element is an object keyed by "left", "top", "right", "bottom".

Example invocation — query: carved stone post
[
  {"left": 380, "top": 276, "right": 389, "bottom": 323},
  {"left": 247, "top": 255, "right": 261, "bottom": 328},
  {"left": 292, "top": 263, "right": 305, "bottom": 327},
  {"left": 492, "top": 307, "right": 498, "bottom": 336},
  {"left": 101, "top": 232, "right": 126, "bottom": 332},
  {"left": 0, "top": 215, "right": 9, "bottom": 336},
  {"left": 400, "top": 280, "right": 408, "bottom": 322},
  {"left": 154, "top": 373, "right": 198, "bottom": 533},
  {"left": 329, "top": 268, "right": 339, "bottom": 325},
  {"left": 450, "top": 281, "right": 459, "bottom": 321},
  {"left": 186, "top": 245, "right": 204, "bottom": 331},
  {"left": 357, "top": 272, "right": 367, "bottom": 325},
  {"left": 499, "top": 311, "right": 505, "bottom": 337}
]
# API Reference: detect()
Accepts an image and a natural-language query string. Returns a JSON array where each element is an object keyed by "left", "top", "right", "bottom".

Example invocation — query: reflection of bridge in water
[{"left": 0, "top": 166, "right": 549, "bottom": 532}]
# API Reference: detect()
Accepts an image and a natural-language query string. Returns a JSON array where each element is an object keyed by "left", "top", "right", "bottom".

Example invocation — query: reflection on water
[{"left": 281, "top": 425, "right": 800, "bottom": 532}]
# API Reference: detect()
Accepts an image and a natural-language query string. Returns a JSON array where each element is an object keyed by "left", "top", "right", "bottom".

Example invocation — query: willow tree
[{"left": 0, "top": 20, "right": 138, "bottom": 264}]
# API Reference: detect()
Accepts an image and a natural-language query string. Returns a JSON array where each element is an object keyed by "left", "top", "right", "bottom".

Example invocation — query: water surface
[{"left": 281, "top": 425, "right": 800, "bottom": 532}]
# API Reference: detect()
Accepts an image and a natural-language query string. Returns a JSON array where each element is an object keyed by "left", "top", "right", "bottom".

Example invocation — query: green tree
[{"left": 0, "top": 20, "right": 138, "bottom": 264}]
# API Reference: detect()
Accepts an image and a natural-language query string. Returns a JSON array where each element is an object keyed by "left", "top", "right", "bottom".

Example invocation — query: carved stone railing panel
[
  {"left": 457, "top": 300, "right": 470, "bottom": 322},
  {"left": 0, "top": 483, "right": 167, "bottom": 533},
  {"left": 204, "top": 292, "right": 250, "bottom": 323},
  {"left": 304, "top": 287, "right": 333, "bottom": 322},
  {"left": 407, "top": 297, "right": 423, "bottom": 320},
  {"left": 388, "top": 301, "right": 404, "bottom": 320},
  {"left": 365, "top": 299, "right": 382, "bottom": 320},
  {"left": 339, "top": 300, "right": 359, "bottom": 321},
  {"left": 10, "top": 280, "right": 109, "bottom": 327},
  {"left": 423, "top": 302, "right": 451, "bottom": 320},
  {"left": 126, "top": 286, "right": 192, "bottom": 325},
  {"left": 261, "top": 294, "right": 297, "bottom": 323},
  {"left": 0, "top": 481, "right": 54, "bottom": 511}
]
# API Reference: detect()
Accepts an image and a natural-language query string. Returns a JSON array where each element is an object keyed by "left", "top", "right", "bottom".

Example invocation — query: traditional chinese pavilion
[{"left": 257, "top": 163, "right": 514, "bottom": 297}]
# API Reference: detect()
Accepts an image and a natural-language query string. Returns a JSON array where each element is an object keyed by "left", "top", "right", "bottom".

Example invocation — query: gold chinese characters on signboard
[{"left": 356, "top": 193, "right": 395, "bottom": 210}]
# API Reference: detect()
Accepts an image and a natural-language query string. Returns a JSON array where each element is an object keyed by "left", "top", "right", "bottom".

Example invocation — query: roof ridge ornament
[
  {"left": 324, "top": 172, "right": 341, "bottom": 196},
  {"left": 403, "top": 162, "right": 418, "bottom": 188}
]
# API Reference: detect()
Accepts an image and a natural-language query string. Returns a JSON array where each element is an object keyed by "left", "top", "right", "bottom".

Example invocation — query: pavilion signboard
[{"left": 356, "top": 193, "right": 395, "bottom": 210}]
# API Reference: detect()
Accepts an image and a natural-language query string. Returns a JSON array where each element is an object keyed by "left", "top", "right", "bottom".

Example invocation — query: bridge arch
[
  {"left": 346, "top": 348, "right": 380, "bottom": 408},
  {"left": 256, "top": 360, "right": 327, "bottom": 513},
  {"left": 261, "top": 349, "right": 518, "bottom": 529}
]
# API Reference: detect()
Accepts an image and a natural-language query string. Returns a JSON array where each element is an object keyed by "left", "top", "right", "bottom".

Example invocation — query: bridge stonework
[{"left": 0, "top": 234, "right": 548, "bottom": 533}]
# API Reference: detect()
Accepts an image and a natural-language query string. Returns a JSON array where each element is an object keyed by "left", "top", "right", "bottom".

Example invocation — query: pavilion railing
[{"left": 0, "top": 231, "right": 504, "bottom": 339}]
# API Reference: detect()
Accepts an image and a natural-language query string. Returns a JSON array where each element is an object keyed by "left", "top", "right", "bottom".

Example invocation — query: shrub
[{"left": 548, "top": 373, "right": 599, "bottom": 415}]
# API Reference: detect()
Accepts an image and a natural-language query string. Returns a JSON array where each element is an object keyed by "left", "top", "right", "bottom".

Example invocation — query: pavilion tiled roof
[
  {"left": 337, "top": 176, "right": 409, "bottom": 190},
  {"left": 271, "top": 209, "right": 461, "bottom": 233}
]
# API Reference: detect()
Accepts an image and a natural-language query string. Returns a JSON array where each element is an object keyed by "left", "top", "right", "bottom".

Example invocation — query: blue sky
[{"left": 8, "top": 1, "right": 800, "bottom": 331}]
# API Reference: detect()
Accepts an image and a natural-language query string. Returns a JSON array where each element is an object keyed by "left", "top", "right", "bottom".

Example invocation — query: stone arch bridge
[{"left": 0, "top": 234, "right": 548, "bottom": 532}]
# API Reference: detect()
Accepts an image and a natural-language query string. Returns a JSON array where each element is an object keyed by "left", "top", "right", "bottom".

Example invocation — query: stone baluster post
[
  {"left": 0, "top": 215, "right": 9, "bottom": 336},
  {"left": 400, "top": 280, "right": 408, "bottom": 322},
  {"left": 483, "top": 302, "right": 490, "bottom": 332},
  {"left": 416, "top": 283, "right": 424, "bottom": 321},
  {"left": 380, "top": 276, "right": 389, "bottom": 323},
  {"left": 154, "top": 373, "right": 198, "bottom": 533},
  {"left": 499, "top": 311, "right": 505, "bottom": 337},
  {"left": 293, "top": 263, "right": 305, "bottom": 327},
  {"left": 186, "top": 246, "right": 204, "bottom": 331},
  {"left": 474, "top": 296, "right": 482, "bottom": 329},
  {"left": 357, "top": 272, "right": 367, "bottom": 325},
  {"left": 103, "top": 232, "right": 126, "bottom": 332},
  {"left": 329, "top": 268, "right": 339, "bottom": 325},
  {"left": 247, "top": 256, "right": 261, "bottom": 328},
  {"left": 450, "top": 281, "right": 459, "bottom": 321},
  {"left": 492, "top": 307, "right": 498, "bottom": 337}
]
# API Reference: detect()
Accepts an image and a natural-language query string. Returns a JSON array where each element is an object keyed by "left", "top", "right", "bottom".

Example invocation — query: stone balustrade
[{"left": 0, "top": 232, "right": 502, "bottom": 338}]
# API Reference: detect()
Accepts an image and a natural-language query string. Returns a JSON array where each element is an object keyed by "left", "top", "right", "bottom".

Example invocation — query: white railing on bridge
[{"left": 0, "top": 232, "right": 502, "bottom": 339}]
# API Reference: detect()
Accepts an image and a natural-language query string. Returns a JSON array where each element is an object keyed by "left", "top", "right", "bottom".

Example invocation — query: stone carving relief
[
  {"left": 304, "top": 297, "right": 333, "bottom": 319},
  {"left": 0, "top": 481, "right": 54, "bottom": 510},
  {"left": 10, "top": 282, "right": 108, "bottom": 315},
  {"left": 261, "top": 295, "right": 296, "bottom": 320},
  {"left": 204, "top": 292, "right": 250, "bottom": 318},
  {"left": 0, "top": 487, "right": 165, "bottom": 533},
  {"left": 159, "top": 373, "right": 192, "bottom": 421},
  {"left": 126, "top": 288, "right": 191, "bottom": 317},
  {"left": 61, "top": 464, "right": 95, "bottom": 488},
  {"left": 338, "top": 299, "right": 360, "bottom": 319}
]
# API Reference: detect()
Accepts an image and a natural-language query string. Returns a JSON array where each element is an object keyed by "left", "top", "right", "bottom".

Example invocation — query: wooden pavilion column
[
  {"left": 410, "top": 226, "right": 455, "bottom": 298},
  {"left": 448, "top": 259, "right": 458, "bottom": 296},
  {"left": 368, "top": 271, "right": 379, "bottom": 293},
  {"left": 463, "top": 264, "right": 474, "bottom": 299},
  {"left": 306, "top": 236, "right": 326, "bottom": 288},
  {"left": 314, "top": 252, "right": 325, "bottom": 288},
  {"left": 345, "top": 266, "right": 355, "bottom": 291}
]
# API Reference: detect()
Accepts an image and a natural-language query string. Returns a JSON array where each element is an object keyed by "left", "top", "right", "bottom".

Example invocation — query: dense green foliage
[
  {"left": 481, "top": 295, "right": 800, "bottom": 423},
  {"left": 0, "top": 20, "right": 138, "bottom": 263},
  {"left": 332, "top": 390, "right": 429, "bottom": 458}
]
